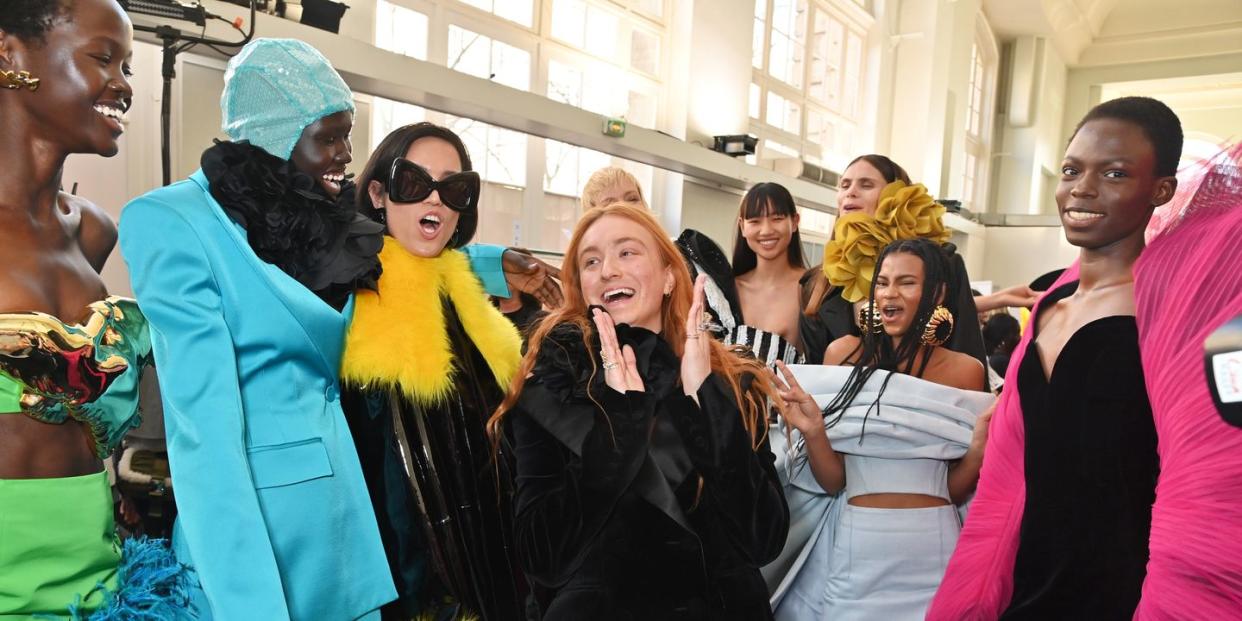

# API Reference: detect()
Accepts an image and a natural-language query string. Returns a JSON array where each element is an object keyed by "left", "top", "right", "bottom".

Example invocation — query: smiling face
[
  {"left": 2, "top": 0, "right": 134, "bottom": 157},
  {"left": 369, "top": 136, "right": 463, "bottom": 258},
  {"left": 837, "top": 159, "right": 888, "bottom": 217},
  {"left": 873, "top": 251, "right": 931, "bottom": 339},
  {"left": 290, "top": 110, "right": 353, "bottom": 198},
  {"left": 1056, "top": 118, "right": 1176, "bottom": 250},
  {"left": 577, "top": 214, "right": 674, "bottom": 332},
  {"left": 740, "top": 201, "right": 800, "bottom": 262}
]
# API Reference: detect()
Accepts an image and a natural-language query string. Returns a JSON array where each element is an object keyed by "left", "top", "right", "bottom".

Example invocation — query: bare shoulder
[
  {"left": 823, "top": 335, "right": 862, "bottom": 366},
  {"left": 930, "top": 347, "right": 987, "bottom": 391},
  {"left": 64, "top": 193, "right": 118, "bottom": 272}
]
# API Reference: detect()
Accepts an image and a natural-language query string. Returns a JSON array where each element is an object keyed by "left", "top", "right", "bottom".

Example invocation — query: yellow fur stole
[{"left": 341, "top": 238, "right": 521, "bottom": 405}]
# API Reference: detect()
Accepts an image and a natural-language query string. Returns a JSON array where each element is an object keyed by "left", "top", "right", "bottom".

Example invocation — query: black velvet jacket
[{"left": 504, "top": 322, "right": 789, "bottom": 620}]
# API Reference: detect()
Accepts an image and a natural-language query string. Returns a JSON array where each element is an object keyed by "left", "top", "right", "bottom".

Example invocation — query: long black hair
[
  {"left": 820, "top": 237, "right": 954, "bottom": 431},
  {"left": 356, "top": 121, "right": 478, "bottom": 249},
  {"left": 732, "top": 182, "right": 806, "bottom": 276}
]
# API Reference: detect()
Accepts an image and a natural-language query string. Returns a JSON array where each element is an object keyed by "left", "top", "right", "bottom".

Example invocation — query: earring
[
  {"left": 375, "top": 209, "right": 386, "bottom": 225},
  {"left": 920, "top": 305, "right": 954, "bottom": 347},
  {"left": 1, "top": 69, "right": 40, "bottom": 92},
  {"left": 856, "top": 303, "right": 883, "bottom": 334},
  {"left": 448, "top": 228, "right": 460, "bottom": 247}
]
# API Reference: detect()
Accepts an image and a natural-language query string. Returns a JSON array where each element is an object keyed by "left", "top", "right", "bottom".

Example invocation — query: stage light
[{"left": 712, "top": 134, "right": 757, "bottom": 157}]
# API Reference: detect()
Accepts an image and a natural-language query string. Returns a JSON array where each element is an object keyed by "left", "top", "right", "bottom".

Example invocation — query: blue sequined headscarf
[{"left": 220, "top": 38, "right": 355, "bottom": 160}]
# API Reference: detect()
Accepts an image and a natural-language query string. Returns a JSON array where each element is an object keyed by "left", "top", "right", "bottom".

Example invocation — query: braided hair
[{"left": 820, "top": 237, "right": 954, "bottom": 434}]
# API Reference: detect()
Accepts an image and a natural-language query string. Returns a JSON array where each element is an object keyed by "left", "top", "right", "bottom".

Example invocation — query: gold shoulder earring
[
  {"left": 1, "top": 69, "right": 40, "bottom": 92},
  {"left": 920, "top": 305, "right": 954, "bottom": 347}
]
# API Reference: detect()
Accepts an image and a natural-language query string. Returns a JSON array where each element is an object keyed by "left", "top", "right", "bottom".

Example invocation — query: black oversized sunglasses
[{"left": 386, "top": 158, "right": 480, "bottom": 212}]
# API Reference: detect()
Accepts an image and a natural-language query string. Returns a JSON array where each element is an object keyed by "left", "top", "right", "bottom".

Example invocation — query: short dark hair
[
  {"left": 1073, "top": 96, "right": 1183, "bottom": 177},
  {"left": 732, "top": 182, "right": 807, "bottom": 276},
  {"left": 982, "top": 312, "right": 1021, "bottom": 356},
  {"left": 846, "top": 154, "right": 912, "bottom": 185},
  {"left": 0, "top": 1, "right": 72, "bottom": 44},
  {"left": 356, "top": 122, "right": 477, "bottom": 249}
]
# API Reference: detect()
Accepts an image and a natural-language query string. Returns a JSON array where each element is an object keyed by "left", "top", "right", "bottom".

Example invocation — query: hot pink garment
[
  {"left": 924, "top": 263, "right": 1080, "bottom": 620},
  {"left": 929, "top": 146, "right": 1242, "bottom": 620},
  {"left": 1133, "top": 149, "right": 1242, "bottom": 619}
]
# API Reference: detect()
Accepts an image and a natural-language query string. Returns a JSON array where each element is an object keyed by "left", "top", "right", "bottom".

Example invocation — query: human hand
[
  {"left": 970, "top": 399, "right": 996, "bottom": 454},
  {"left": 592, "top": 307, "right": 644, "bottom": 394},
  {"left": 681, "top": 275, "right": 712, "bottom": 396},
  {"left": 985, "top": 285, "right": 1040, "bottom": 311},
  {"left": 503, "top": 248, "right": 564, "bottom": 309},
  {"left": 771, "top": 361, "right": 825, "bottom": 438}
]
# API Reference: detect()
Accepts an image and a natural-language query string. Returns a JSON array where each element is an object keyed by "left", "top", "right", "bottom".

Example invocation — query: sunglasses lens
[
  {"left": 390, "top": 162, "right": 432, "bottom": 203},
  {"left": 438, "top": 178, "right": 477, "bottom": 212}
]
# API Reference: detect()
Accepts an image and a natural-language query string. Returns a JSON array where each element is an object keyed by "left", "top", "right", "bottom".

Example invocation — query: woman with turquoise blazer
[{"left": 119, "top": 39, "right": 421, "bottom": 620}]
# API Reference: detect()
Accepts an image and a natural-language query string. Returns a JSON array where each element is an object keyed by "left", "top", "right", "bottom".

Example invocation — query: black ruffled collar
[
  {"left": 200, "top": 140, "right": 383, "bottom": 310},
  {"left": 531, "top": 313, "right": 680, "bottom": 401}
]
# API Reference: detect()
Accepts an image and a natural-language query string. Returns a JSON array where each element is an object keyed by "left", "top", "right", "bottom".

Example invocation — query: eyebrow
[
  {"left": 1062, "top": 155, "right": 1135, "bottom": 165},
  {"left": 578, "top": 236, "right": 644, "bottom": 259}
]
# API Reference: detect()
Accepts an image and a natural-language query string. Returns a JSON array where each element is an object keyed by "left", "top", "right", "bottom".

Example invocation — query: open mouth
[
  {"left": 419, "top": 213, "right": 442, "bottom": 239},
  {"left": 1064, "top": 209, "right": 1104, "bottom": 224},
  {"left": 880, "top": 304, "right": 903, "bottom": 321},
  {"left": 756, "top": 238, "right": 781, "bottom": 249},
  {"left": 320, "top": 171, "right": 346, "bottom": 196},
  {"left": 93, "top": 103, "right": 127, "bottom": 134},
  {"left": 602, "top": 287, "right": 636, "bottom": 307}
]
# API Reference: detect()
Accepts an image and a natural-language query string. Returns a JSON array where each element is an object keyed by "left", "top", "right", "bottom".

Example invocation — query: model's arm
[
  {"left": 120, "top": 199, "right": 291, "bottom": 620},
  {"left": 773, "top": 361, "right": 846, "bottom": 494},
  {"left": 672, "top": 374, "right": 790, "bottom": 565}
]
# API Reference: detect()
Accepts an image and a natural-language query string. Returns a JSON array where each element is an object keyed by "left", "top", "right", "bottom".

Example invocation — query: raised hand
[
  {"left": 592, "top": 307, "right": 644, "bottom": 394},
  {"left": 502, "top": 248, "right": 564, "bottom": 309},
  {"left": 771, "top": 361, "right": 826, "bottom": 438},
  {"left": 969, "top": 398, "right": 996, "bottom": 455},
  {"left": 680, "top": 274, "right": 712, "bottom": 397}
]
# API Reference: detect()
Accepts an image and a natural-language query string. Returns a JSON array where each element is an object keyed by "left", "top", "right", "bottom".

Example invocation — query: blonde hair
[
  {"left": 580, "top": 166, "right": 646, "bottom": 210},
  {"left": 488, "top": 202, "right": 778, "bottom": 450}
]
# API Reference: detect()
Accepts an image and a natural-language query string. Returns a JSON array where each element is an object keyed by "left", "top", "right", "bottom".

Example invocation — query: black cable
[{"left": 134, "top": 1, "right": 257, "bottom": 185}]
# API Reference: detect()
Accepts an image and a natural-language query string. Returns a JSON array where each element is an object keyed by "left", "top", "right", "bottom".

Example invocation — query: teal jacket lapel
[{"left": 190, "top": 170, "right": 351, "bottom": 377}]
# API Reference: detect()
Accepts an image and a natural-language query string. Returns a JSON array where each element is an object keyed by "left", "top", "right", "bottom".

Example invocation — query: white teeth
[
  {"left": 604, "top": 288, "right": 635, "bottom": 301},
  {"left": 422, "top": 214, "right": 441, "bottom": 224},
  {"left": 93, "top": 104, "right": 126, "bottom": 122},
  {"left": 1065, "top": 210, "right": 1104, "bottom": 222},
  {"left": 322, "top": 173, "right": 344, "bottom": 182}
]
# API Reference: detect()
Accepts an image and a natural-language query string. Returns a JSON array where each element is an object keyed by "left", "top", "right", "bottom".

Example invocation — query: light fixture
[
  {"left": 119, "top": 0, "right": 207, "bottom": 26},
  {"left": 712, "top": 134, "right": 757, "bottom": 157}
]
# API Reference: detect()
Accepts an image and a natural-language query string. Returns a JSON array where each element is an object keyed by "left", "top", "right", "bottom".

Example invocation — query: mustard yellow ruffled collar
[
  {"left": 341, "top": 238, "right": 521, "bottom": 405},
  {"left": 822, "top": 181, "right": 950, "bottom": 303}
]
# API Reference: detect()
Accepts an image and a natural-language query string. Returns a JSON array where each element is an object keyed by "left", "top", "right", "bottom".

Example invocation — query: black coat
[
  {"left": 504, "top": 323, "right": 789, "bottom": 620},
  {"left": 798, "top": 243, "right": 987, "bottom": 366},
  {"left": 343, "top": 301, "right": 527, "bottom": 621}
]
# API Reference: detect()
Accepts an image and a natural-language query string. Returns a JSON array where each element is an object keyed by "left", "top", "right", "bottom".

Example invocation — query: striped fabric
[{"left": 725, "top": 325, "right": 805, "bottom": 368}]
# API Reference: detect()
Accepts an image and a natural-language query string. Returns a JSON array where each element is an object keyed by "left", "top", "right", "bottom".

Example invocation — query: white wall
[
  {"left": 989, "top": 37, "right": 1069, "bottom": 216},
  {"left": 681, "top": 180, "right": 745, "bottom": 253},
  {"left": 981, "top": 226, "right": 1077, "bottom": 288}
]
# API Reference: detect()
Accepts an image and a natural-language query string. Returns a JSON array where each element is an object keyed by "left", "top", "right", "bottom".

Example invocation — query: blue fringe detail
[{"left": 66, "top": 537, "right": 197, "bottom": 621}]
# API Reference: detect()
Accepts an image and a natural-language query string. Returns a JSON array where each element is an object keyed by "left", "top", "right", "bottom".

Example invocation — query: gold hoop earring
[
  {"left": 920, "top": 305, "right": 954, "bottom": 347},
  {"left": 856, "top": 303, "right": 883, "bottom": 334},
  {"left": 1, "top": 70, "right": 40, "bottom": 92}
]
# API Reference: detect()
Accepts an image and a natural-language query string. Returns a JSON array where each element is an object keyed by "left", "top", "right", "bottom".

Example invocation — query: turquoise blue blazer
[{"left": 119, "top": 171, "right": 399, "bottom": 620}]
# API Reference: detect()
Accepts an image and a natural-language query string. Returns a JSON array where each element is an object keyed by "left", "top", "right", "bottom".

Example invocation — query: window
[
  {"left": 446, "top": 115, "right": 527, "bottom": 187},
  {"left": 370, "top": 97, "right": 426, "bottom": 151},
  {"left": 456, "top": 0, "right": 534, "bottom": 28},
  {"left": 962, "top": 17, "right": 997, "bottom": 210},
  {"left": 751, "top": 0, "right": 873, "bottom": 171},
  {"left": 375, "top": 1, "right": 429, "bottom": 61},
  {"left": 447, "top": 25, "right": 531, "bottom": 90},
  {"left": 370, "top": 0, "right": 669, "bottom": 253}
]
